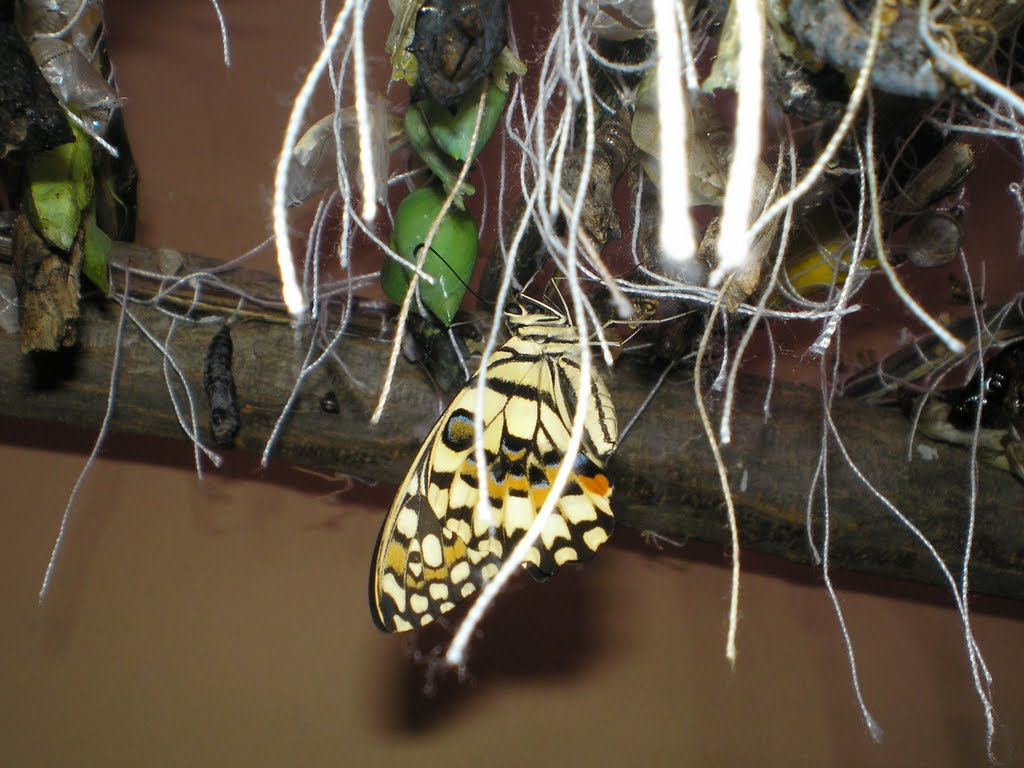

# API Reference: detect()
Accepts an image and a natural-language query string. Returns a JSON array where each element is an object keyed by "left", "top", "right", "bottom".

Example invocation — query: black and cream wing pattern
[{"left": 370, "top": 303, "right": 617, "bottom": 632}]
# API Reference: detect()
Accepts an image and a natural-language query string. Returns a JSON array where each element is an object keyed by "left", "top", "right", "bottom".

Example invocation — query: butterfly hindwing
[
  {"left": 370, "top": 390, "right": 496, "bottom": 633},
  {"left": 370, "top": 305, "right": 617, "bottom": 632}
]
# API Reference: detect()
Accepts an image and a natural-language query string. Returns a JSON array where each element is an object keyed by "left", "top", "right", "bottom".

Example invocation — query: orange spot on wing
[
  {"left": 530, "top": 486, "right": 550, "bottom": 509},
  {"left": 444, "top": 539, "right": 467, "bottom": 562},
  {"left": 577, "top": 473, "right": 610, "bottom": 497},
  {"left": 385, "top": 541, "right": 406, "bottom": 573},
  {"left": 489, "top": 475, "right": 531, "bottom": 500},
  {"left": 488, "top": 479, "right": 503, "bottom": 500},
  {"left": 508, "top": 476, "right": 530, "bottom": 493}
]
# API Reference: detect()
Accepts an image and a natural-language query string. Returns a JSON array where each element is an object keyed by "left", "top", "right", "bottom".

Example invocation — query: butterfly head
[
  {"left": 504, "top": 297, "right": 564, "bottom": 327},
  {"left": 504, "top": 298, "right": 580, "bottom": 345}
]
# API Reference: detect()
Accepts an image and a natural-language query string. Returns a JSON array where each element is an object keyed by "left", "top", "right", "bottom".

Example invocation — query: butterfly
[{"left": 370, "top": 299, "right": 618, "bottom": 632}]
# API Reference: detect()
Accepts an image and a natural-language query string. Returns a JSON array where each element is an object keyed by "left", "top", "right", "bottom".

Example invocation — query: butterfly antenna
[{"left": 551, "top": 278, "right": 571, "bottom": 318}]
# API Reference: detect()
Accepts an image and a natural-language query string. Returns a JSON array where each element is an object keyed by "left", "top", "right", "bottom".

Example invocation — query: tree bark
[{"left": 0, "top": 238, "right": 1021, "bottom": 600}]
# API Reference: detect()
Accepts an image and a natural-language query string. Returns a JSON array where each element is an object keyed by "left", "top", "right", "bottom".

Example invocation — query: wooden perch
[{"left": 0, "top": 239, "right": 1021, "bottom": 600}]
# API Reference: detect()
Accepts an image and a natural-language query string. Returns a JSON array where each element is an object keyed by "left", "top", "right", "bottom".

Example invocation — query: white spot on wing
[
  {"left": 449, "top": 477, "right": 477, "bottom": 513},
  {"left": 504, "top": 395, "right": 539, "bottom": 438},
  {"left": 560, "top": 494, "right": 598, "bottom": 523},
  {"left": 427, "top": 485, "right": 448, "bottom": 512},
  {"left": 504, "top": 497, "right": 534, "bottom": 535},
  {"left": 540, "top": 514, "right": 571, "bottom": 548},
  {"left": 410, "top": 594, "right": 429, "bottom": 614},
  {"left": 555, "top": 546, "right": 579, "bottom": 565},
  {"left": 583, "top": 527, "right": 608, "bottom": 551},
  {"left": 396, "top": 507, "right": 418, "bottom": 538},
  {"left": 448, "top": 518, "right": 472, "bottom": 542},
  {"left": 381, "top": 572, "right": 406, "bottom": 613},
  {"left": 422, "top": 534, "right": 443, "bottom": 567},
  {"left": 429, "top": 582, "right": 449, "bottom": 600}
]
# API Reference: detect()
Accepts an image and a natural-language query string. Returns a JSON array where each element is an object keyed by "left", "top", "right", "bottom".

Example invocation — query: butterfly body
[{"left": 370, "top": 305, "right": 617, "bottom": 632}]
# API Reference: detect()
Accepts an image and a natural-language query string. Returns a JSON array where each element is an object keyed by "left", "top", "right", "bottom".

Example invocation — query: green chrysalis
[{"left": 381, "top": 186, "right": 478, "bottom": 326}]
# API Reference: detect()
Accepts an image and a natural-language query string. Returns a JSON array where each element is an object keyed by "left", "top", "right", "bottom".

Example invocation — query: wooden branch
[
  {"left": 787, "top": 0, "right": 1024, "bottom": 100},
  {"left": 0, "top": 239, "right": 1021, "bottom": 600}
]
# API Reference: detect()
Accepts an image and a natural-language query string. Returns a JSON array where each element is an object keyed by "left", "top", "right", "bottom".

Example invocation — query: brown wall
[{"left": 2, "top": 2, "right": 1022, "bottom": 765}]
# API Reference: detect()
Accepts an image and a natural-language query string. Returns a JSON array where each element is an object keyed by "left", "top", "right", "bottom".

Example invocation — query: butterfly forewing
[{"left": 370, "top": 307, "right": 617, "bottom": 632}]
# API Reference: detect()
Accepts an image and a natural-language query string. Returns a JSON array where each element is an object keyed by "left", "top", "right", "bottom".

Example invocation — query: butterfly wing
[
  {"left": 485, "top": 343, "right": 616, "bottom": 579},
  {"left": 370, "top": 364, "right": 515, "bottom": 633},
  {"left": 370, "top": 334, "right": 617, "bottom": 633}
]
